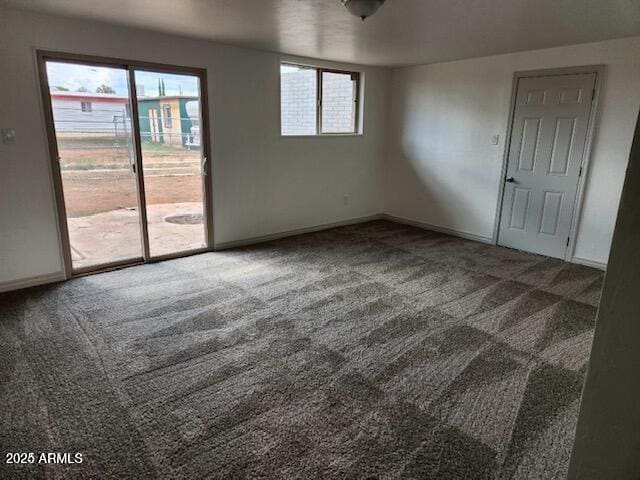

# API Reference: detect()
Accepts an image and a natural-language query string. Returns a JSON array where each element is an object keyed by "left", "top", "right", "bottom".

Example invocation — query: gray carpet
[{"left": 0, "top": 220, "right": 603, "bottom": 479}]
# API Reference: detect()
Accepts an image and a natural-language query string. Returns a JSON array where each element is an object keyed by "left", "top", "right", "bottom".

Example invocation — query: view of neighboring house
[
  {"left": 50, "top": 87, "right": 201, "bottom": 147},
  {"left": 137, "top": 95, "right": 199, "bottom": 146},
  {"left": 50, "top": 89, "right": 130, "bottom": 133}
]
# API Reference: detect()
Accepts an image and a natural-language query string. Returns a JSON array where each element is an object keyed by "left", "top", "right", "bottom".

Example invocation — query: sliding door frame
[
  {"left": 127, "top": 66, "right": 152, "bottom": 263},
  {"left": 36, "top": 50, "right": 213, "bottom": 279}
]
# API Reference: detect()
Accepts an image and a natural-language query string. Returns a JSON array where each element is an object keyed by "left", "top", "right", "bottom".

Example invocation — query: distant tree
[
  {"left": 55, "top": 85, "right": 69, "bottom": 91},
  {"left": 96, "top": 84, "right": 116, "bottom": 94},
  {"left": 76, "top": 86, "right": 90, "bottom": 92},
  {"left": 157, "top": 78, "right": 167, "bottom": 96}
]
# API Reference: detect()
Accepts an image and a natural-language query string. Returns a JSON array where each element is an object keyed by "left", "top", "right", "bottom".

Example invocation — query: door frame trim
[
  {"left": 492, "top": 65, "right": 605, "bottom": 262},
  {"left": 35, "top": 49, "right": 214, "bottom": 279},
  {"left": 36, "top": 50, "right": 73, "bottom": 279}
]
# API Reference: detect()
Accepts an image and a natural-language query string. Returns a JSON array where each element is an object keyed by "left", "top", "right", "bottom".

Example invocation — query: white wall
[
  {"left": 386, "top": 37, "right": 640, "bottom": 266},
  {"left": 0, "top": 8, "right": 390, "bottom": 289},
  {"left": 568, "top": 108, "right": 640, "bottom": 480}
]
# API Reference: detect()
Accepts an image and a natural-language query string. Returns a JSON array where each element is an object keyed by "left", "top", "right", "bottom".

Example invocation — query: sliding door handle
[
  {"left": 201, "top": 156, "right": 208, "bottom": 176},
  {"left": 505, "top": 177, "right": 515, "bottom": 183}
]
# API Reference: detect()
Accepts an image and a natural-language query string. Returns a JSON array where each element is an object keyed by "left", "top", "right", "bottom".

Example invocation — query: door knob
[{"left": 505, "top": 177, "right": 515, "bottom": 183}]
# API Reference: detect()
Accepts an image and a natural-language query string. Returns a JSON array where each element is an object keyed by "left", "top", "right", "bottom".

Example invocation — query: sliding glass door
[
  {"left": 44, "top": 61, "right": 143, "bottom": 270},
  {"left": 134, "top": 70, "right": 207, "bottom": 258},
  {"left": 39, "top": 53, "right": 211, "bottom": 276}
]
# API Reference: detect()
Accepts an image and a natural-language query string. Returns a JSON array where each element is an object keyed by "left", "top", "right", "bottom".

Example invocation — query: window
[
  {"left": 280, "top": 63, "right": 360, "bottom": 136},
  {"left": 163, "top": 105, "right": 172, "bottom": 128},
  {"left": 320, "top": 71, "right": 359, "bottom": 134},
  {"left": 80, "top": 101, "right": 92, "bottom": 112}
]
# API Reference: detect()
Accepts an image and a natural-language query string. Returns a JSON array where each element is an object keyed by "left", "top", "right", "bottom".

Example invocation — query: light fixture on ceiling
[{"left": 341, "top": 0, "right": 387, "bottom": 21}]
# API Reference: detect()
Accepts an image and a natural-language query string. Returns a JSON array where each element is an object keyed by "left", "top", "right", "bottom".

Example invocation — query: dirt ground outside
[
  {"left": 61, "top": 170, "right": 204, "bottom": 217},
  {"left": 59, "top": 135, "right": 204, "bottom": 217}
]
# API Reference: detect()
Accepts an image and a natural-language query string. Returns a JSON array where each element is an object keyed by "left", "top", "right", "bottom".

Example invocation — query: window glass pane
[
  {"left": 321, "top": 71, "right": 357, "bottom": 134},
  {"left": 45, "top": 60, "right": 142, "bottom": 270},
  {"left": 134, "top": 70, "right": 207, "bottom": 258},
  {"left": 280, "top": 64, "right": 317, "bottom": 135}
]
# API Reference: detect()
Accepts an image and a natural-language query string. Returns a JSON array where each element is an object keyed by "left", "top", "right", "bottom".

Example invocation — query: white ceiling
[{"left": 3, "top": 0, "right": 640, "bottom": 67}]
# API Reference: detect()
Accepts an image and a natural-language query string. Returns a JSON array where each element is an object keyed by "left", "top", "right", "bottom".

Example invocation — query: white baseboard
[
  {"left": 0, "top": 271, "right": 66, "bottom": 294},
  {"left": 382, "top": 214, "right": 609, "bottom": 269},
  {"left": 381, "top": 214, "right": 494, "bottom": 244},
  {"left": 571, "top": 256, "right": 607, "bottom": 271},
  {"left": 214, "top": 214, "right": 384, "bottom": 250},
  {"left": 0, "top": 217, "right": 605, "bottom": 293}
]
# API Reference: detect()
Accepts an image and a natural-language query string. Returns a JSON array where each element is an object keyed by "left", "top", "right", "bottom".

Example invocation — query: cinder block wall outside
[{"left": 281, "top": 70, "right": 356, "bottom": 135}]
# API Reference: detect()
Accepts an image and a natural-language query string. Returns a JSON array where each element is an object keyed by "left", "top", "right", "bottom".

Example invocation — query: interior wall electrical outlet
[
  {"left": 491, "top": 134, "right": 500, "bottom": 145},
  {"left": 343, "top": 194, "right": 350, "bottom": 206},
  {"left": 2, "top": 128, "right": 16, "bottom": 145}
]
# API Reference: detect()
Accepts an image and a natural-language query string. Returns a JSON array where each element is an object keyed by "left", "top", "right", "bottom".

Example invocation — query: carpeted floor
[{"left": 0, "top": 220, "right": 603, "bottom": 479}]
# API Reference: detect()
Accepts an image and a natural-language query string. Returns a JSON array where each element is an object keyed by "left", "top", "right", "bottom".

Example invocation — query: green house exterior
[
  {"left": 137, "top": 96, "right": 198, "bottom": 146},
  {"left": 137, "top": 98, "right": 162, "bottom": 142}
]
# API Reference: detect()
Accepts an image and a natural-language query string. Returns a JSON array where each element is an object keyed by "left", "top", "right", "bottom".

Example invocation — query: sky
[{"left": 46, "top": 61, "right": 199, "bottom": 97}]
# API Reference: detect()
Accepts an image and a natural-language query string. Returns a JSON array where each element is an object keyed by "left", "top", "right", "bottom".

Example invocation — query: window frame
[
  {"left": 80, "top": 101, "right": 92, "bottom": 112},
  {"left": 280, "top": 62, "right": 361, "bottom": 137}
]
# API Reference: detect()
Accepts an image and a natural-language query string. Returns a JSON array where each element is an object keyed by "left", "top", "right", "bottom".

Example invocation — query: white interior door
[{"left": 498, "top": 72, "right": 596, "bottom": 259}]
